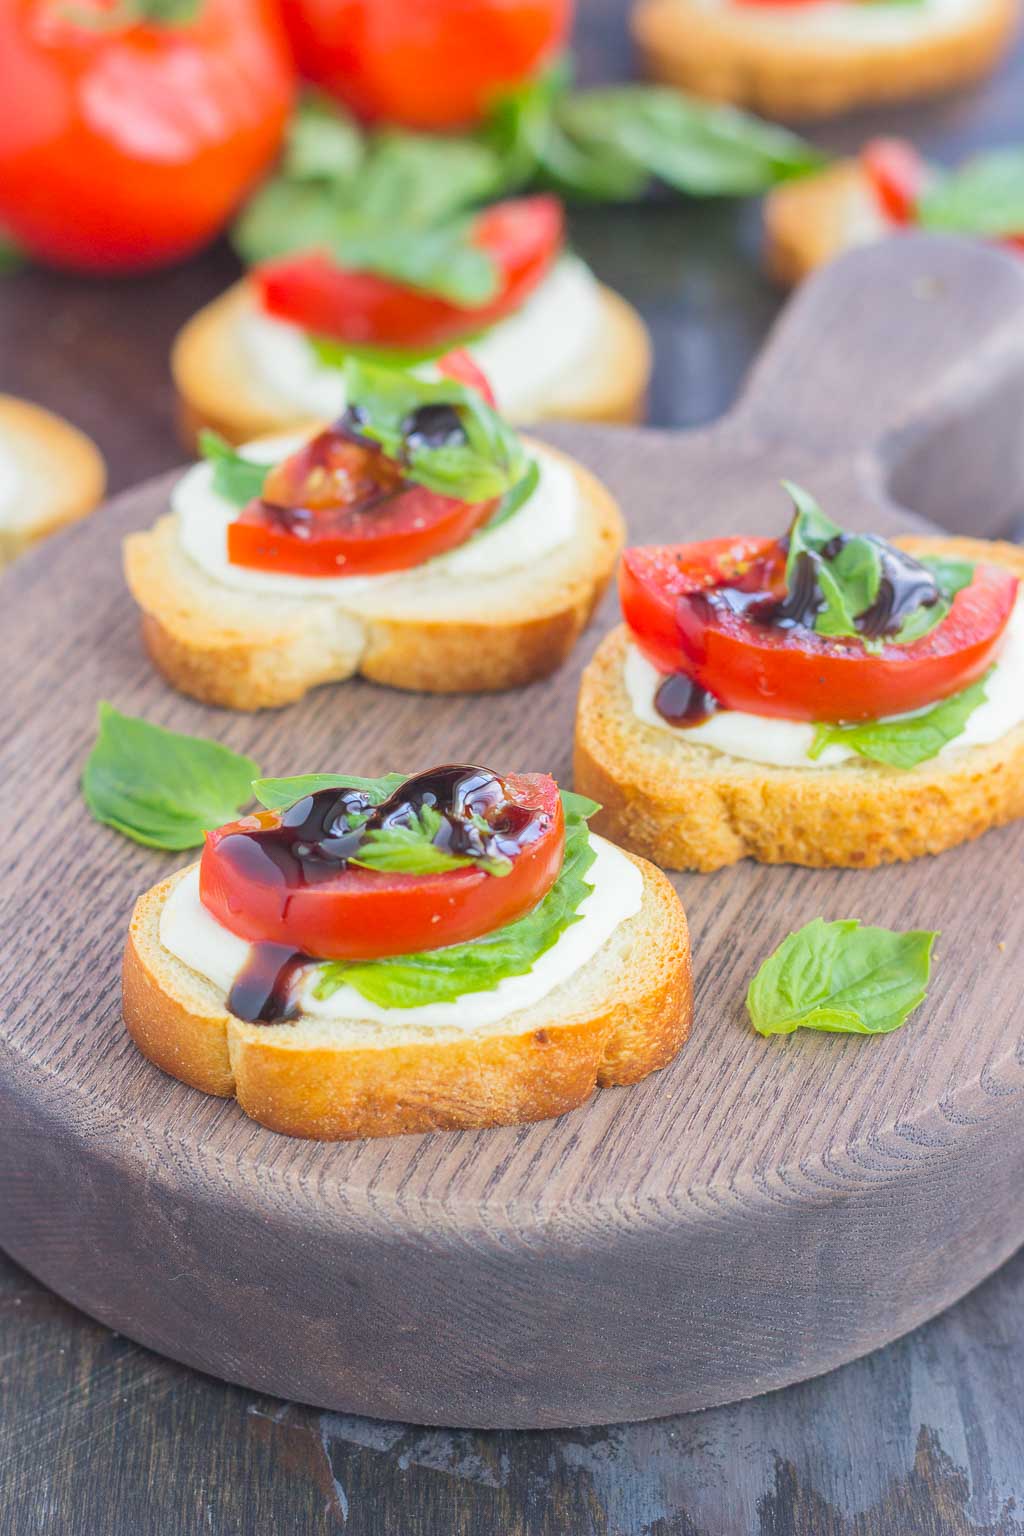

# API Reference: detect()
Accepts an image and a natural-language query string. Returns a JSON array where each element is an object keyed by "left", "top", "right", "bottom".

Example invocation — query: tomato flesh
[
  {"left": 436, "top": 349, "right": 497, "bottom": 408},
  {"left": 0, "top": 0, "right": 294, "bottom": 272},
  {"left": 861, "top": 138, "right": 928, "bottom": 225},
  {"left": 278, "top": 0, "right": 571, "bottom": 130},
  {"left": 200, "top": 771, "right": 566, "bottom": 960},
  {"left": 621, "top": 539, "right": 1018, "bottom": 723},
  {"left": 227, "top": 424, "right": 495, "bottom": 577},
  {"left": 254, "top": 195, "right": 564, "bottom": 350}
]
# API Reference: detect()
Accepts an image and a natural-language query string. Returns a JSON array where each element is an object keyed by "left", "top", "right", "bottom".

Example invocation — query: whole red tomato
[
  {"left": 279, "top": 0, "right": 572, "bottom": 130},
  {"left": 0, "top": 0, "right": 295, "bottom": 273}
]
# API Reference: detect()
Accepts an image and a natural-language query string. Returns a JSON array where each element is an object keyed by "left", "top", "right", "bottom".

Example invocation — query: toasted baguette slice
[
  {"left": 123, "top": 852, "right": 692, "bottom": 1141},
  {"left": 764, "top": 159, "right": 884, "bottom": 286},
  {"left": 632, "top": 0, "right": 1018, "bottom": 118},
  {"left": 0, "top": 396, "right": 106, "bottom": 566},
  {"left": 172, "top": 278, "right": 652, "bottom": 451},
  {"left": 124, "top": 444, "right": 623, "bottom": 708},
  {"left": 575, "top": 537, "right": 1024, "bottom": 872}
]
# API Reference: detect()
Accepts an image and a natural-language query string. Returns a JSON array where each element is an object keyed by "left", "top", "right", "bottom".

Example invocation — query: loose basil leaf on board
[
  {"left": 553, "top": 88, "right": 825, "bottom": 197},
  {"left": 918, "top": 149, "right": 1024, "bottom": 237},
  {"left": 313, "top": 792, "right": 598, "bottom": 1009},
  {"left": 344, "top": 359, "right": 531, "bottom": 502},
  {"left": 82, "top": 704, "right": 260, "bottom": 851},
  {"left": 809, "top": 671, "right": 990, "bottom": 769},
  {"left": 747, "top": 918, "right": 937, "bottom": 1036},
  {"left": 198, "top": 430, "right": 269, "bottom": 507}
]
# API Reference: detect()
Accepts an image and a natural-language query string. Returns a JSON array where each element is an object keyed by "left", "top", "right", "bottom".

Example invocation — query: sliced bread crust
[
  {"left": 632, "top": 0, "right": 1019, "bottom": 118},
  {"left": 172, "top": 278, "right": 653, "bottom": 452},
  {"left": 122, "top": 851, "right": 693, "bottom": 1140},
  {"left": 763, "top": 160, "right": 875, "bottom": 287},
  {"left": 0, "top": 396, "right": 106, "bottom": 565},
  {"left": 123, "top": 444, "right": 624, "bottom": 708},
  {"left": 574, "top": 536, "right": 1024, "bottom": 872}
]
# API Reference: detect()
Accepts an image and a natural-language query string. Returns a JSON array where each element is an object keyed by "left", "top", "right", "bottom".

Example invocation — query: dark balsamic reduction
[
  {"left": 654, "top": 673, "right": 721, "bottom": 728},
  {"left": 223, "top": 767, "right": 546, "bottom": 1026},
  {"left": 685, "top": 535, "right": 941, "bottom": 642}
]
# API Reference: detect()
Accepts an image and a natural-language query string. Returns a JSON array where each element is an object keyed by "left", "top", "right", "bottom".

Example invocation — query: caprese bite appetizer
[
  {"left": 172, "top": 194, "right": 651, "bottom": 447},
  {"left": 0, "top": 395, "right": 106, "bottom": 566},
  {"left": 124, "top": 355, "right": 623, "bottom": 708},
  {"left": 766, "top": 138, "right": 1024, "bottom": 285},
  {"left": 632, "top": 0, "right": 1018, "bottom": 120},
  {"left": 575, "top": 483, "right": 1024, "bottom": 870},
  {"left": 123, "top": 764, "right": 692, "bottom": 1139}
]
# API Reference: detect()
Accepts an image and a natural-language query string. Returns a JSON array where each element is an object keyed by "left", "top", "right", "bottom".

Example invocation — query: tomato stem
[{"left": 47, "top": 0, "right": 200, "bottom": 29}]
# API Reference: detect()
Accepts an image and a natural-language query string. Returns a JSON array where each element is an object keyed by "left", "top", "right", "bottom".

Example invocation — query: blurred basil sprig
[{"left": 233, "top": 70, "right": 824, "bottom": 304}]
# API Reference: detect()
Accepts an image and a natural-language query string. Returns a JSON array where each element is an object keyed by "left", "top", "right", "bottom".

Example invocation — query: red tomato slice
[
  {"left": 620, "top": 539, "right": 1018, "bottom": 723},
  {"left": 227, "top": 424, "right": 496, "bottom": 577},
  {"left": 253, "top": 195, "right": 564, "bottom": 350},
  {"left": 861, "top": 138, "right": 928, "bottom": 225},
  {"left": 437, "top": 350, "right": 497, "bottom": 408},
  {"left": 200, "top": 772, "right": 565, "bottom": 960}
]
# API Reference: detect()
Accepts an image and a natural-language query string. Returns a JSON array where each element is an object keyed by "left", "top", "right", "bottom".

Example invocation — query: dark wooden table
[{"left": 2, "top": 4, "right": 1024, "bottom": 1531}]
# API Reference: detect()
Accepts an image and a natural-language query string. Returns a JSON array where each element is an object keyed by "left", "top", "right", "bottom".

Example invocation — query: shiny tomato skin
[
  {"left": 228, "top": 484, "right": 496, "bottom": 576},
  {"left": 621, "top": 541, "right": 1019, "bottom": 723},
  {"left": 0, "top": 0, "right": 294, "bottom": 273},
  {"left": 278, "top": 0, "right": 572, "bottom": 130},
  {"left": 254, "top": 194, "right": 564, "bottom": 349},
  {"left": 200, "top": 773, "right": 565, "bottom": 960},
  {"left": 436, "top": 350, "right": 497, "bottom": 408},
  {"left": 861, "top": 138, "right": 928, "bottom": 225}
]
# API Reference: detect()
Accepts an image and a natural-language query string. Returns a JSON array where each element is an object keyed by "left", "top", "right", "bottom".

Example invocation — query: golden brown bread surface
[
  {"left": 575, "top": 536, "right": 1024, "bottom": 872},
  {"left": 172, "top": 278, "right": 652, "bottom": 451},
  {"left": 763, "top": 159, "right": 877, "bottom": 286},
  {"left": 122, "top": 851, "right": 693, "bottom": 1141},
  {"left": 123, "top": 443, "right": 624, "bottom": 708},
  {"left": 632, "top": 0, "right": 1019, "bottom": 118},
  {"left": 0, "top": 396, "right": 106, "bottom": 565}
]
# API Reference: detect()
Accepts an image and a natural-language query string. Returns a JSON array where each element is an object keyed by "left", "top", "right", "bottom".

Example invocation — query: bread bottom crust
[
  {"left": 122, "top": 855, "right": 692, "bottom": 1141},
  {"left": 0, "top": 396, "right": 106, "bottom": 565},
  {"left": 123, "top": 445, "right": 623, "bottom": 708},
  {"left": 632, "top": 0, "right": 1019, "bottom": 117},
  {"left": 575, "top": 537, "right": 1024, "bottom": 872},
  {"left": 172, "top": 280, "right": 652, "bottom": 453}
]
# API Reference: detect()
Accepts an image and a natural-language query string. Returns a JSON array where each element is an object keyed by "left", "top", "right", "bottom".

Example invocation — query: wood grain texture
[{"left": 2, "top": 237, "right": 1024, "bottom": 1430}]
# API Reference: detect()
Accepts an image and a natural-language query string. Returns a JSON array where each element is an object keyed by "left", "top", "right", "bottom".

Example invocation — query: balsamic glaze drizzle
[{"left": 224, "top": 767, "right": 545, "bottom": 1026}]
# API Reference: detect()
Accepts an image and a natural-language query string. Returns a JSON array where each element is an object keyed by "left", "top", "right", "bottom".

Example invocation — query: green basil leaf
[
  {"left": 313, "top": 792, "right": 598, "bottom": 1009},
  {"left": 198, "top": 430, "right": 268, "bottom": 508},
  {"left": 351, "top": 803, "right": 511, "bottom": 878},
  {"left": 344, "top": 358, "right": 529, "bottom": 501},
  {"left": 918, "top": 149, "right": 1024, "bottom": 238},
  {"left": 82, "top": 704, "right": 260, "bottom": 851},
  {"left": 809, "top": 670, "right": 990, "bottom": 769},
  {"left": 354, "top": 131, "right": 507, "bottom": 228},
  {"left": 554, "top": 87, "right": 825, "bottom": 197},
  {"left": 309, "top": 333, "right": 458, "bottom": 369},
  {"left": 252, "top": 773, "right": 408, "bottom": 812},
  {"left": 0, "top": 231, "right": 24, "bottom": 275},
  {"left": 486, "top": 69, "right": 649, "bottom": 201},
  {"left": 747, "top": 918, "right": 937, "bottom": 1036},
  {"left": 479, "top": 458, "right": 541, "bottom": 535},
  {"left": 285, "top": 95, "right": 365, "bottom": 185}
]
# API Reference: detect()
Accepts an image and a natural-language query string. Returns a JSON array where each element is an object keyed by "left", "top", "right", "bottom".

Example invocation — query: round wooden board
[{"left": 3, "top": 237, "right": 1024, "bottom": 1429}]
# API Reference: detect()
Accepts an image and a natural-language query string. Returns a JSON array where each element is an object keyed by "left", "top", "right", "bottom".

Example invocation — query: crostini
[
  {"left": 766, "top": 138, "right": 1024, "bottom": 285},
  {"left": 123, "top": 765, "right": 693, "bottom": 1139},
  {"left": 575, "top": 484, "right": 1024, "bottom": 870},
  {"left": 0, "top": 396, "right": 105, "bottom": 566},
  {"left": 125, "top": 355, "right": 623, "bottom": 709},
  {"left": 173, "top": 195, "right": 652, "bottom": 447},
  {"left": 633, "top": 0, "right": 1019, "bottom": 120}
]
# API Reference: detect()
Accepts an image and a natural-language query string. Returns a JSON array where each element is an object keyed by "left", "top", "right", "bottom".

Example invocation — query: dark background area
[{"left": 2, "top": 2, "right": 1024, "bottom": 1532}]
